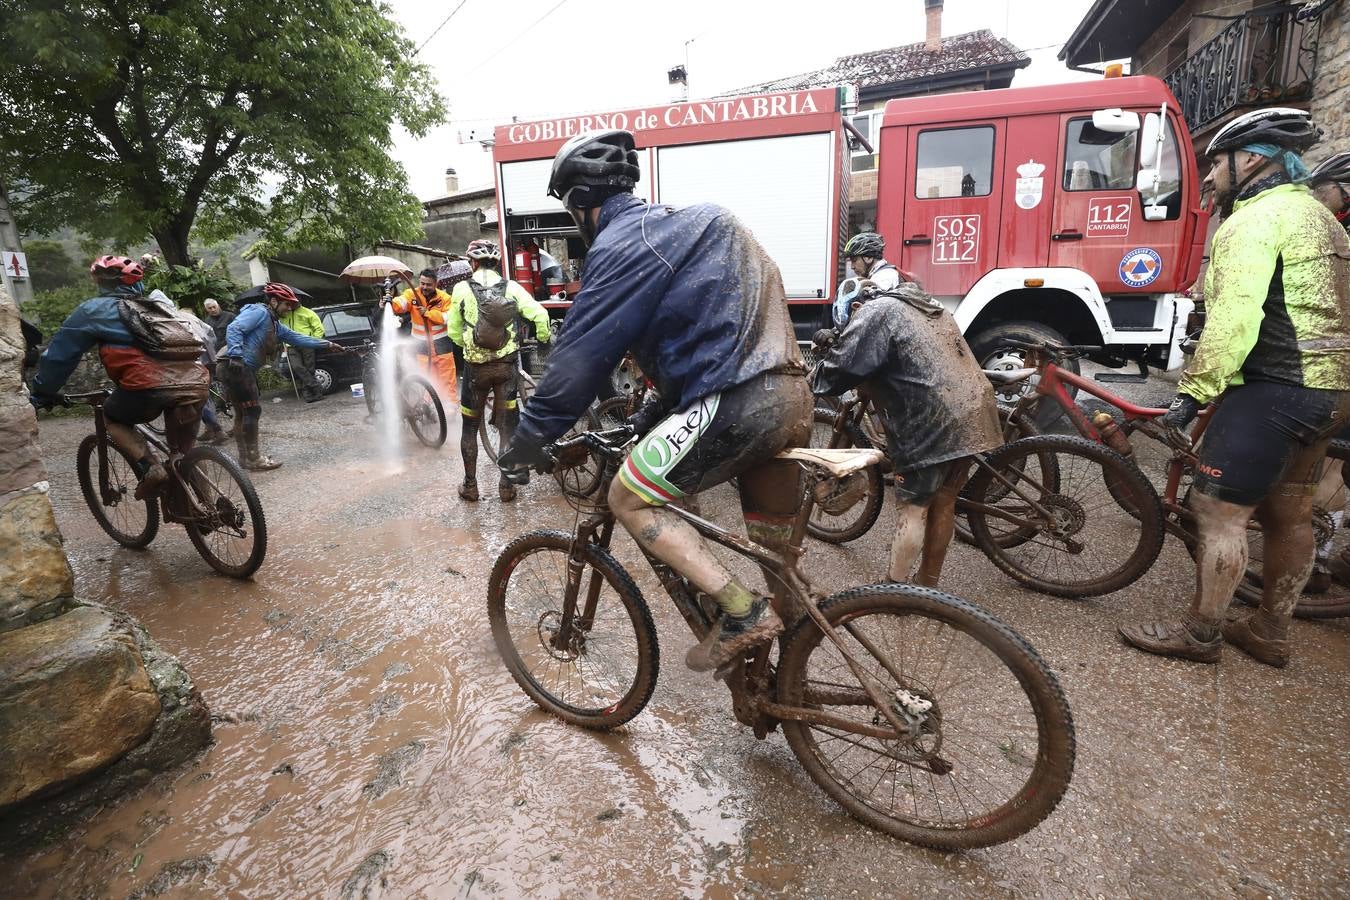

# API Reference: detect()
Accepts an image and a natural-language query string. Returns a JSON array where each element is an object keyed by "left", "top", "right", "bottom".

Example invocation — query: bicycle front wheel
[
  {"left": 488, "top": 529, "right": 658, "bottom": 730},
  {"left": 777, "top": 584, "right": 1075, "bottom": 849},
  {"left": 402, "top": 376, "right": 447, "bottom": 448},
  {"left": 965, "top": 435, "right": 1164, "bottom": 598},
  {"left": 180, "top": 446, "right": 268, "bottom": 578},
  {"left": 76, "top": 434, "right": 160, "bottom": 549}
]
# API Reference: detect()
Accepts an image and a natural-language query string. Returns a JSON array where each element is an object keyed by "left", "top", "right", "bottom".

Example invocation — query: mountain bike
[
  {"left": 1002, "top": 338, "right": 1350, "bottom": 618},
  {"left": 487, "top": 426, "right": 1076, "bottom": 849},
  {"left": 66, "top": 390, "right": 267, "bottom": 578},
  {"left": 359, "top": 341, "right": 447, "bottom": 449},
  {"left": 810, "top": 391, "right": 1164, "bottom": 598}
]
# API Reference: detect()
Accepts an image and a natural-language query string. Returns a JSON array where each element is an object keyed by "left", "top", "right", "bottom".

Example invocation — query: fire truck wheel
[{"left": 968, "top": 321, "right": 1079, "bottom": 428}]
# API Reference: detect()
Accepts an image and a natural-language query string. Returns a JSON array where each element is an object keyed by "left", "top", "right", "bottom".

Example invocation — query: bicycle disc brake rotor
[
  {"left": 1041, "top": 493, "right": 1087, "bottom": 541},
  {"left": 536, "top": 610, "right": 584, "bottom": 661},
  {"left": 875, "top": 687, "right": 947, "bottom": 768}
]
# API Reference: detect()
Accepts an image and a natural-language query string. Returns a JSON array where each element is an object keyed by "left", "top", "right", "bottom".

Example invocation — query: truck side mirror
[
  {"left": 1139, "top": 113, "right": 1161, "bottom": 168},
  {"left": 1091, "top": 108, "right": 1140, "bottom": 134}
]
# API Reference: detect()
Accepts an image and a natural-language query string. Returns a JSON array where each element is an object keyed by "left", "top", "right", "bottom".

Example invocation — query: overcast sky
[{"left": 383, "top": 0, "right": 1103, "bottom": 199}]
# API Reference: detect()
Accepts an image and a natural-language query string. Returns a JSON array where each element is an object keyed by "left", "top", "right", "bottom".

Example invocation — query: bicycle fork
[{"left": 555, "top": 518, "right": 615, "bottom": 653}]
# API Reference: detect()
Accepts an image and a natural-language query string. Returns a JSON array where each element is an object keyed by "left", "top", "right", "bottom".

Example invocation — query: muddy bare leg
[
  {"left": 889, "top": 501, "right": 928, "bottom": 582},
  {"left": 459, "top": 414, "right": 480, "bottom": 499},
  {"left": 914, "top": 463, "right": 969, "bottom": 587},
  {"left": 1188, "top": 491, "right": 1255, "bottom": 625},
  {"left": 609, "top": 477, "right": 740, "bottom": 600}
]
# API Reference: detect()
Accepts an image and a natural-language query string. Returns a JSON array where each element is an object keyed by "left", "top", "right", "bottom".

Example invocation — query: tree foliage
[
  {"left": 23, "top": 239, "right": 85, "bottom": 292},
  {"left": 0, "top": 0, "right": 444, "bottom": 266}
]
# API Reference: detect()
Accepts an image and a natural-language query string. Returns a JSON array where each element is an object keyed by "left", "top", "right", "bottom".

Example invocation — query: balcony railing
[{"left": 1164, "top": 4, "right": 1321, "bottom": 133}]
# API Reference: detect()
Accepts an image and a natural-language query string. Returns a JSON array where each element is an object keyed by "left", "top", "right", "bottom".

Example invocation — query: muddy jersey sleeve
[
  {"left": 1178, "top": 208, "right": 1281, "bottom": 405},
  {"left": 811, "top": 303, "right": 892, "bottom": 396}
]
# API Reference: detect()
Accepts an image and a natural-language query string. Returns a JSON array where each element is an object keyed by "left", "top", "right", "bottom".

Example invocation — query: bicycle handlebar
[{"left": 545, "top": 425, "right": 636, "bottom": 466}]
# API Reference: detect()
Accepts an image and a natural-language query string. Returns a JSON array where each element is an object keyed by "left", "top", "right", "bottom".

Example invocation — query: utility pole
[{"left": 0, "top": 181, "right": 33, "bottom": 307}]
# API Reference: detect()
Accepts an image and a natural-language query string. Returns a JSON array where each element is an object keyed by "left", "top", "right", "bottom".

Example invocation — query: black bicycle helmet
[
  {"left": 1309, "top": 150, "right": 1350, "bottom": 186},
  {"left": 844, "top": 232, "right": 885, "bottom": 258},
  {"left": 546, "top": 129, "right": 640, "bottom": 203},
  {"left": 1206, "top": 107, "right": 1320, "bottom": 157}
]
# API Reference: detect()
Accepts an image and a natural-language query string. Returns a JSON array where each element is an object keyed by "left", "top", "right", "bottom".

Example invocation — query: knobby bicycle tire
[
  {"left": 776, "top": 583, "right": 1075, "bottom": 849},
  {"left": 487, "top": 529, "right": 659, "bottom": 729},
  {"left": 404, "top": 375, "right": 447, "bottom": 448},
  {"left": 806, "top": 410, "right": 885, "bottom": 544},
  {"left": 180, "top": 446, "right": 268, "bottom": 578},
  {"left": 76, "top": 433, "right": 160, "bottom": 549},
  {"left": 966, "top": 434, "right": 1164, "bottom": 598}
]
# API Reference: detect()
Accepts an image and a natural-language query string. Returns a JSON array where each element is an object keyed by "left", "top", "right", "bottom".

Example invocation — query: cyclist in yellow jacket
[
  {"left": 1121, "top": 109, "right": 1350, "bottom": 668},
  {"left": 447, "top": 240, "right": 551, "bottom": 501}
]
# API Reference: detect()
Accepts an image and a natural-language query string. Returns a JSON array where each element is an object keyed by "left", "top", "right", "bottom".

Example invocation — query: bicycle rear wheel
[
  {"left": 402, "top": 376, "right": 447, "bottom": 448},
  {"left": 777, "top": 584, "right": 1075, "bottom": 849},
  {"left": 965, "top": 435, "right": 1164, "bottom": 598},
  {"left": 487, "top": 529, "right": 658, "bottom": 730},
  {"left": 76, "top": 434, "right": 160, "bottom": 549},
  {"left": 180, "top": 446, "right": 268, "bottom": 578},
  {"left": 806, "top": 410, "right": 884, "bottom": 544}
]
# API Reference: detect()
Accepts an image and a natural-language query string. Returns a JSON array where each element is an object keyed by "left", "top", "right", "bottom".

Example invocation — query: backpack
[
  {"left": 116, "top": 293, "right": 205, "bottom": 361},
  {"left": 466, "top": 280, "right": 518, "bottom": 352}
]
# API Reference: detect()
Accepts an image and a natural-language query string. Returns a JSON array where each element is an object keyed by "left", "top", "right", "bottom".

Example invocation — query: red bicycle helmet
[
  {"left": 262, "top": 282, "right": 299, "bottom": 305},
  {"left": 89, "top": 255, "right": 144, "bottom": 285}
]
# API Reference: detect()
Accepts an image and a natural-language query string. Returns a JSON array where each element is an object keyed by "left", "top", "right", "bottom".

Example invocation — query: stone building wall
[{"left": 1310, "top": 2, "right": 1349, "bottom": 163}]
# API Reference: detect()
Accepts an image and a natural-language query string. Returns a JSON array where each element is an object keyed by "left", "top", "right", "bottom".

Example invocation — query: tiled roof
[{"left": 731, "top": 30, "right": 1030, "bottom": 95}]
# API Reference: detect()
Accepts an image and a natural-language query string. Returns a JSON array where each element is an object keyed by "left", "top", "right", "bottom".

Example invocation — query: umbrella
[
  {"left": 235, "top": 283, "right": 315, "bottom": 305},
  {"left": 340, "top": 255, "right": 414, "bottom": 285}
]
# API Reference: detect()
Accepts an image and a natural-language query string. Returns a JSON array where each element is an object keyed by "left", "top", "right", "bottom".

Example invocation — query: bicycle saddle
[
  {"left": 777, "top": 447, "right": 885, "bottom": 477},
  {"left": 983, "top": 367, "right": 1037, "bottom": 386}
]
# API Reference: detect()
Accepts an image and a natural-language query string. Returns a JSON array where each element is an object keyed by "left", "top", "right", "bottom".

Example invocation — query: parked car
[{"left": 277, "top": 302, "right": 377, "bottom": 394}]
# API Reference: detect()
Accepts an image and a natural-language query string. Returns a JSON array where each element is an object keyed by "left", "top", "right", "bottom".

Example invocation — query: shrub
[{"left": 28, "top": 284, "right": 89, "bottom": 331}]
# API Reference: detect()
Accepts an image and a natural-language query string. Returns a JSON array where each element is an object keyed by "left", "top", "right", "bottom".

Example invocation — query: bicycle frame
[
  {"left": 1019, "top": 353, "right": 1211, "bottom": 539},
  {"left": 555, "top": 448, "right": 922, "bottom": 747}
]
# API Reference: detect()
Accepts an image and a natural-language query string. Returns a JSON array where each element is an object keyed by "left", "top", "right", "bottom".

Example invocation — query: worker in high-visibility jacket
[{"left": 389, "top": 267, "right": 456, "bottom": 396}]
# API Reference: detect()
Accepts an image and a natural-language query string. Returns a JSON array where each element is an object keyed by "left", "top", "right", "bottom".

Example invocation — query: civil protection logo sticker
[{"left": 1118, "top": 247, "right": 1163, "bottom": 287}]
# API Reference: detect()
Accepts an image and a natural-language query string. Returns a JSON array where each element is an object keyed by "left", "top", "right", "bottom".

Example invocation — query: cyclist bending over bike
[
  {"left": 28, "top": 255, "right": 208, "bottom": 500},
  {"left": 1121, "top": 109, "right": 1350, "bottom": 668},
  {"left": 498, "top": 129, "right": 812, "bottom": 672},
  {"left": 812, "top": 278, "right": 1001, "bottom": 585}
]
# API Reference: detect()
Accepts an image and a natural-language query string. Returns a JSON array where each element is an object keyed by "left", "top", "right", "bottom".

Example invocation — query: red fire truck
[{"left": 491, "top": 75, "right": 1205, "bottom": 374}]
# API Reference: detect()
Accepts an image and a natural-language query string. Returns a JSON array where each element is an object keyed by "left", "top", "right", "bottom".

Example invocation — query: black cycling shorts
[
  {"left": 104, "top": 388, "right": 202, "bottom": 427},
  {"left": 460, "top": 357, "right": 518, "bottom": 420},
  {"left": 617, "top": 373, "right": 812, "bottom": 505},
  {"left": 1193, "top": 381, "right": 1350, "bottom": 506},
  {"left": 895, "top": 457, "right": 971, "bottom": 505}
]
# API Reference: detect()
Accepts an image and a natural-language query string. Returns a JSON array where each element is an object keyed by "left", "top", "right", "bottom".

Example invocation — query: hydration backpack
[
  {"left": 116, "top": 293, "right": 205, "bottom": 361},
  {"left": 466, "top": 280, "right": 518, "bottom": 352}
]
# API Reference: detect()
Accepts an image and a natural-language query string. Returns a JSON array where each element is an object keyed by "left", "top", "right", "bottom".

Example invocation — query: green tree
[
  {"left": 0, "top": 0, "right": 444, "bottom": 267},
  {"left": 23, "top": 239, "right": 85, "bottom": 292}
]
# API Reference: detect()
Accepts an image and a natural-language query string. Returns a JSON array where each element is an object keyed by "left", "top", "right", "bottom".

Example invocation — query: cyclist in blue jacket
[
  {"left": 221, "top": 282, "right": 342, "bottom": 470},
  {"left": 499, "top": 129, "right": 812, "bottom": 673}
]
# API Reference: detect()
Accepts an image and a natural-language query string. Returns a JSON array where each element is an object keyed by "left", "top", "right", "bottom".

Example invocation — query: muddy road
[{"left": 4, "top": 387, "right": 1348, "bottom": 898}]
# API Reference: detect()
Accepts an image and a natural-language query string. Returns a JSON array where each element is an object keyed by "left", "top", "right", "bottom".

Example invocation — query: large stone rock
[
  {"left": 0, "top": 484, "right": 74, "bottom": 634},
  {"left": 0, "top": 605, "right": 161, "bottom": 807}
]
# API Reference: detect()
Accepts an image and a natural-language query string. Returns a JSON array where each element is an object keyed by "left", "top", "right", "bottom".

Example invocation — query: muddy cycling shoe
[
  {"left": 498, "top": 481, "right": 518, "bottom": 503},
  {"left": 1118, "top": 615, "right": 1221, "bottom": 663},
  {"left": 244, "top": 454, "right": 282, "bottom": 472},
  {"left": 133, "top": 463, "right": 169, "bottom": 500},
  {"left": 457, "top": 480, "right": 479, "bottom": 502},
  {"left": 1222, "top": 611, "right": 1290, "bottom": 668},
  {"left": 685, "top": 599, "right": 783, "bottom": 672}
]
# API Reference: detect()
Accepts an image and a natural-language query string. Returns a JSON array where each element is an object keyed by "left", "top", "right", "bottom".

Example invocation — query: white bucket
[{"left": 351, "top": 382, "right": 365, "bottom": 399}]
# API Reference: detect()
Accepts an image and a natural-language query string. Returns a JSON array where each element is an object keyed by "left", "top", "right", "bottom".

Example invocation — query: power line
[
  {"left": 467, "top": 0, "right": 574, "bottom": 73},
  {"left": 415, "top": 0, "right": 471, "bottom": 55}
]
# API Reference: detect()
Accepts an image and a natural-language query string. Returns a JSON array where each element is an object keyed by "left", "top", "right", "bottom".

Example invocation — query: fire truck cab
[{"left": 875, "top": 76, "right": 1207, "bottom": 374}]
